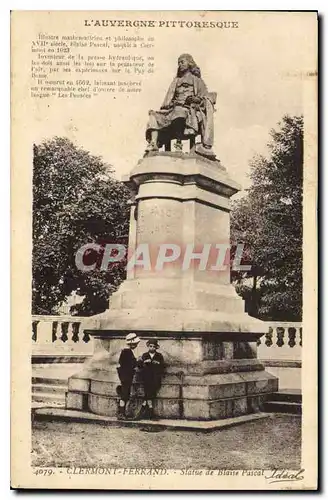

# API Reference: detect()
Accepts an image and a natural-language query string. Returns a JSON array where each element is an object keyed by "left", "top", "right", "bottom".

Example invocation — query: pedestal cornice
[{"left": 123, "top": 153, "right": 241, "bottom": 199}]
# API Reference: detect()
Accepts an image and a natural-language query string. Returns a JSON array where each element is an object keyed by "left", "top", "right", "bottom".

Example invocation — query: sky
[{"left": 24, "top": 11, "right": 317, "bottom": 196}]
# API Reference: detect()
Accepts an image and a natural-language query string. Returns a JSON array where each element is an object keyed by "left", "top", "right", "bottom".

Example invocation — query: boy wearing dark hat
[
  {"left": 137, "top": 339, "right": 164, "bottom": 420},
  {"left": 116, "top": 332, "right": 140, "bottom": 419}
]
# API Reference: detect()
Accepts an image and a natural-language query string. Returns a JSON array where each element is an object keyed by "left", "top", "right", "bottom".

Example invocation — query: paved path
[{"left": 32, "top": 414, "right": 301, "bottom": 470}]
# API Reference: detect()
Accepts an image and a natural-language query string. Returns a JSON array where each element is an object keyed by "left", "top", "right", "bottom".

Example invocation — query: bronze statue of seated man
[{"left": 145, "top": 54, "right": 216, "bottom": 158}]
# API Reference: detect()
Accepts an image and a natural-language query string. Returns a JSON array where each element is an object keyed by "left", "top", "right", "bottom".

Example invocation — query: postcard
[{"left": 11, "top": 10, "right": 318, "bottom": 490}]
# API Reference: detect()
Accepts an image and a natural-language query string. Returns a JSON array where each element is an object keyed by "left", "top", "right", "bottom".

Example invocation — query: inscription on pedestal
[
  {"left": 202, "top": 340, "right": 224, "bottom": 360},
  {"left": 137, "top": 201, "right": 182, "bottom": 243}
]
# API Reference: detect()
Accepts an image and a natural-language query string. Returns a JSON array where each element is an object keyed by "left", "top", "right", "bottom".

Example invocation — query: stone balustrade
[
  {"left": 257, "top": 322, "right": 302, "bottom": 362},
  {"left": 256, "top": 322, "right": 302, "bottom": 390},
  {"left": 32, "top": 316, "right": 302, "bottom": 362},
  {"left": 32, "top": 315, "right": 94, "bottom": 361}
]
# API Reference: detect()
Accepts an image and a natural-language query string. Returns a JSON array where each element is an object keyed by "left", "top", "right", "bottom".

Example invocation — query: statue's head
[{"left": 177, "top": 54, "right": 201, "bottom": 78}]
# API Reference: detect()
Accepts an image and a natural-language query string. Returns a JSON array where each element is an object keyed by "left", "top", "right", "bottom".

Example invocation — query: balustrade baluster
[
  {"left": 288, "top": 327, "right": 296, "bottom": 347},
  {"left": 82, "top": 330, "right": 90, "bottom": 343},
  {"left": 60, "top": 322, "right": 69, "bottom": 343},
  {"left": 67, "top": 322, "right": 74, "bottom": 344},
  {"left": 276, "top": 327, "right": 285, "bottom": 347},
  {"left": 52, "top": 321, "right": 58, "bottom": 342},
  {"left": 265, "top": 327, "right": 273, "bottom": 347},
  {"left": 32, "top": 320, "right": 39, "bottom": 342},
  {"left": 72, "top": 322, "right": 80, "bottom": 343}
]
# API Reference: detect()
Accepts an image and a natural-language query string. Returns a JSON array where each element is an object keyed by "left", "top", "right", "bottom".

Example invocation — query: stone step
[
  {"left": 32, "top": 363, "right": 81, "bottom": 383},
  {"left": 31, "top": 399, "right": 66, "bottom": 410},
  {"left": 269, "top": 390, "right": 302, "bottom": 404},
  {"left": 34, "top": 407, "right": 271, "bottom": 433},
  {"left": 263, "top": 401, "right": 302, "bottom": 415},
  {"left": 32, "top": 391, "right": 66, "bottom": 406},
  {"left": 32, "top": 383, "right": 67, "bottom": 395},
  {"left": 32, "top": 376, "right": 68, "bottom": 386}
]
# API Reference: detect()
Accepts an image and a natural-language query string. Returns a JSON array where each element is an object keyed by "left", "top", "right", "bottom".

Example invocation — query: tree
[
  {"left": 32, "top": 137, "right": 131, "bottom": 316},
  {"left": 230, "top": 115, "right": 303, "bottom": 321}
]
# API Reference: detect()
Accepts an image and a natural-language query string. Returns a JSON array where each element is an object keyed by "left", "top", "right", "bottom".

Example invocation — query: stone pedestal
[{"left": 66, "top": 153, "right": 278, "bottom": 420}]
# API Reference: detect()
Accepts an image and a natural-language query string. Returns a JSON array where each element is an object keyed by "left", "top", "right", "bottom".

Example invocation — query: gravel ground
[{"left": 32, "top": 414, "right": 301, "bottom": 470}]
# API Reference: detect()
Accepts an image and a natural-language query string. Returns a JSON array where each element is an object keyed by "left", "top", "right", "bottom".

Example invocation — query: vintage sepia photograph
[{"left": 11, "top": 10, "right": 318, "bottom": 490}]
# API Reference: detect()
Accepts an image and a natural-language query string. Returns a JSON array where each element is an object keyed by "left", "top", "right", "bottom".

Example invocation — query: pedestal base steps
[{"left": 66, "top": 384, "right": 275, "bottom": 421}]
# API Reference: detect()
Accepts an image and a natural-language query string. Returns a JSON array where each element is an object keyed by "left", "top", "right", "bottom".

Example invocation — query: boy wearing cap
[
  {"left": 116, "top": 332, "right": 140, "bottom": 419},
  {"left": 137, "top": 339, "right": 164, "bottom": 420}
]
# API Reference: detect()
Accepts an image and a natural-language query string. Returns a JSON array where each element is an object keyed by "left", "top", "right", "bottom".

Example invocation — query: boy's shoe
[
  {"left": 174, "top": 140, "right": 183, "bottom": 151},
  {"left": 145, "top": 141, "right": 159, "bottom": 152}
]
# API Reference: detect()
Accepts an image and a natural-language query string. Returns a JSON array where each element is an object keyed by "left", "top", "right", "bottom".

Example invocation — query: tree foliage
[
  {"left": 231, "top": 115, "right": 303, "bottom": 321},
  {"left": 32, "top": 137, "right": 131, "bottom": 316}
]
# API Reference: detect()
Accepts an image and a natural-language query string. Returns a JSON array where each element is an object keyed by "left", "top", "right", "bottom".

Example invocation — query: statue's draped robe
[{"left": 146, "top": 72, "right": 214, "bottom": 148}]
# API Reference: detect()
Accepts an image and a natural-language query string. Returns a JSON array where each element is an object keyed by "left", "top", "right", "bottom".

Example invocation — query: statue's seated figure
[{"left": 145, "top": 54, "right": 216, "bottom": 158}]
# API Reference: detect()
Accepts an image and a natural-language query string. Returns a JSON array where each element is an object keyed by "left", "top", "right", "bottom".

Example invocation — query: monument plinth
[{"left": 66, "top": 153, "right": 278, "bottom": 420}]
